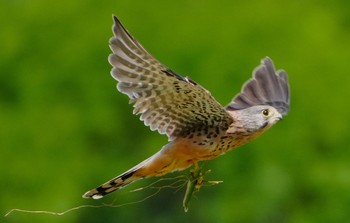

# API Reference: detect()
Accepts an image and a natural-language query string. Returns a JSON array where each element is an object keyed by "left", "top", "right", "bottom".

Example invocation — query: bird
[{"left": 82, "top": 16, "right": 290, "bottom": 199}]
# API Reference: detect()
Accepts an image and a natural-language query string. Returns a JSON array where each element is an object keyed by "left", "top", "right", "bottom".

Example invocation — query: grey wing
[
  {"left": 109, "top": 16, "right": 233, "bottom": 140},
  {"left": 226, "top": 57, "right": 290, "bottom": 115}
]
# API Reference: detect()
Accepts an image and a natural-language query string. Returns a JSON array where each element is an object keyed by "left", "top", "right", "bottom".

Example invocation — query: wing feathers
[
  {"left": 109, "top": 16, "right": 233, "bottom": 139},
  {"left": 227, "top": 57, "right": 290, "bottom": 115}
]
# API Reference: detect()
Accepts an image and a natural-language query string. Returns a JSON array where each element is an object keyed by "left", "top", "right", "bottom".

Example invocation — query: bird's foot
[{"left": 183, "top": 165, "right": 223, "bottom": 212}]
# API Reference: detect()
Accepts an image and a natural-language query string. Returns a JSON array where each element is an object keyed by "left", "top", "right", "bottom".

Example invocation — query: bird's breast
[{"left": 169, "top": 132, "right": 254, "bottom": 161}]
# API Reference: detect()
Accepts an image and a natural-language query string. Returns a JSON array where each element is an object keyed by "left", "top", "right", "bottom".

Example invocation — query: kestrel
[{"left": 83, "top": 16, "right": 290, "bottom": 199}]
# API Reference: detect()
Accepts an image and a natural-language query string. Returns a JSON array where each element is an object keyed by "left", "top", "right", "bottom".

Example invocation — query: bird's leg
[
  {"left": 191, "top": 161, "right": 204, "bottom": 190},
  {"left": 189, "top": 161, "right": 200, "bottom": 179},
  {"left": 193, "top": 161, "right": 199, "bottom": 171},
  {"left": 183, "top": 162, "right": 223, "bottom": 212},
  {"left": 183, "top": 161, "right": 203, "bottom": 212}
]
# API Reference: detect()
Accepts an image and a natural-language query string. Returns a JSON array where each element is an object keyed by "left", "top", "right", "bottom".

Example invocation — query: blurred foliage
[{"left": 1, "top": 0, "right": 350, "bottom": 222}]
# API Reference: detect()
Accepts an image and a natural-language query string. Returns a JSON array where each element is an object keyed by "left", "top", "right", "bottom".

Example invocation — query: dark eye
[{"left": 262, "top": 109, "right": 269, "bottom": 116}]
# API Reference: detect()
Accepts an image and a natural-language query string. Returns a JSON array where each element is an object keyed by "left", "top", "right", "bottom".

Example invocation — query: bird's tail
[
  {"left": 82, "top": 158, "right": 151, "bottom": 199},
  {"left": 82, "top": 142, "right": 190, "bottom": 199}
]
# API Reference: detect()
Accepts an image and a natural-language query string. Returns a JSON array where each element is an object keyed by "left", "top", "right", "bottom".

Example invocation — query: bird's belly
[
  {"left": 166, "top": 136, "right": 231, "bottom": 164},
  {"left": 170, "top": 133, "right": 256, "bottom": 162},
  {"left": 129, "top": 133, "right": 259, "bottom": 178}
]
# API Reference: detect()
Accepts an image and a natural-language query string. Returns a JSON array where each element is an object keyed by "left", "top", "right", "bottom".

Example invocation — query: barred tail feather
[
  {"left": 82, "top": 164, "right": 145, "bottom": 199},
  {"left": 83, "top": 144, "right": 178, "bottom": 199}
]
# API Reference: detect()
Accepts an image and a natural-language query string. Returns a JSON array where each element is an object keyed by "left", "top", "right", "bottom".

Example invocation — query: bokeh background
[{"left": 1, "top": 0, "right": 350, "bottom": 222}]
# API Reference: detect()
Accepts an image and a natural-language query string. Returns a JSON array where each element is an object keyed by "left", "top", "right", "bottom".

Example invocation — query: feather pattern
[
  {"left": 109, "top": 16, "right": 233, "bottom": 140},
  {"left": 226, "top": 57, "right": 290, "bottom": 115}
]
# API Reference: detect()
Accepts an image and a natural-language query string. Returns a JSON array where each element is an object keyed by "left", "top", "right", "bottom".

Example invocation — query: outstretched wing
[
  {"left": 226, "top": 57, "right": 290, "bottom": 115},
  {"left": 109, "top": 16, "right": 233, "bottom": 140}
]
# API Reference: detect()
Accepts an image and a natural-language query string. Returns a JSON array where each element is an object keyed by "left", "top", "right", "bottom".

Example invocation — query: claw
[{"left": 182, "top": 165, "right": 222, "bottom": 212}]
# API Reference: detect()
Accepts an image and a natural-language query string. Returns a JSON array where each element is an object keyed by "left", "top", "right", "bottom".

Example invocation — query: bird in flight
[{"left": 83, "top": 16, "right": 290, "bottom": 199}]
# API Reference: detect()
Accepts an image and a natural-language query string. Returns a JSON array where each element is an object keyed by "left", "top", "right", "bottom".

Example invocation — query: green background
[{"left": 1, "top": 0, "right": 349, "bottom": 222}]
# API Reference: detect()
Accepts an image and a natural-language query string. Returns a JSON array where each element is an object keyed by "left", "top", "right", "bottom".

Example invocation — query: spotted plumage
[{"left": 83, "top": 16, "right": 290, "bottom": 199}]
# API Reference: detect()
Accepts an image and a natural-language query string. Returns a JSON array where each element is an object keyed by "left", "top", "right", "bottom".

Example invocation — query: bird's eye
[{"left": 262, "top": 109, "right": 270, "bottom": 116}]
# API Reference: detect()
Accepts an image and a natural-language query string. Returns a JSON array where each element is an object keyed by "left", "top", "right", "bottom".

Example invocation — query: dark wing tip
[
  {"left": 111, "top": 15, "right": 124, "bottom": 35},
  {"left": 226, "top": 57, "right": 290, "bottom": 115},
  {"left": 111, "top": 15, "right": 132, "bottom": 38},
  {"left": 112, "top": 14, "right": 117, "bottom": 22},
  {"left": 112, "top": 15, "right": 123, "bottom": 27},
  {"left": 112, "top": 15, "right": 121, "bottom": 31}
]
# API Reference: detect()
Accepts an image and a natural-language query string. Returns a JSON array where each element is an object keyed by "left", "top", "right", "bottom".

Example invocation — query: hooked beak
[{"left": 276, "top": 113, "right": 283, "bottom": 121}]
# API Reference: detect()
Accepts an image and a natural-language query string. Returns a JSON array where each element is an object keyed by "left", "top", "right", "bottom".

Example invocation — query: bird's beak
[{"left": 276, "top": 114, "right": 283, "bottom": 121}]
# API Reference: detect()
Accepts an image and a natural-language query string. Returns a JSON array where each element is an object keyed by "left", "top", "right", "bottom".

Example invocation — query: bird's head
[{"left": 234, "top": 105, "right": 282, "bottom": 133}]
